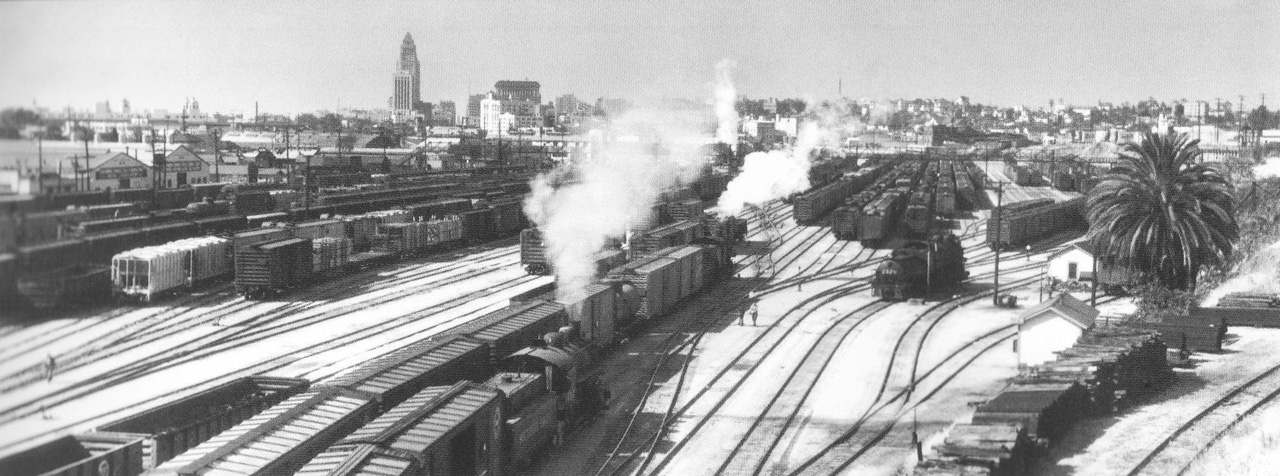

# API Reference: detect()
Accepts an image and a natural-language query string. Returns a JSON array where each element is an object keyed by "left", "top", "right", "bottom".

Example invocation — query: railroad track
[
  {"left": 783, "top": 275, "right": 1041, "bottom": 476},
  {"left": 1127, "top": 359, "right": 1280, "bottom": 476},
  {"left": 592, "top": 209, "right": 837, "bottom": 476},
  {"left": 618, "top": 226, "right": 1045, "bottom": 475},
  {"left": 0, "top": 244, "right": 534, "bottom": 427},
  {"left": 0, "top": 266, "right": 543, "bottom": 446},
  {"left": 0, "top": 244, "right": 522, "bottom": 393}
]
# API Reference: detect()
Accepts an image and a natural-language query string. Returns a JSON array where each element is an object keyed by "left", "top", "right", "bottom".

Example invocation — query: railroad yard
[{"left": 4, "top": 156, "right": 1280, "bottom": 476}]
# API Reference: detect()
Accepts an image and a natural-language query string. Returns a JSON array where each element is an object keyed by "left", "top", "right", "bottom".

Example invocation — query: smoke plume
[
  {"left": 712, "top": 100, "right": 860, "bottom": 217},
  {"left": 524, "top": 106, "right": 713, "bottom": 304},
  {"left": 1201, "top": 239, "right": 1280, "bottom": 307},
  {"left": 715, "top": 59, "right": 739, "bottom": 145}
]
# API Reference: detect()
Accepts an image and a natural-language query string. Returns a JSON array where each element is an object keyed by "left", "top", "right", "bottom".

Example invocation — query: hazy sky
[{"left": 1, "top": 0, "right": 1277, "bottom": 115}]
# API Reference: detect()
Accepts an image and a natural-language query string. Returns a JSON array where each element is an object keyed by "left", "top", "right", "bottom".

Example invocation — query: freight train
[
  {"left": 3, "top": 208, "right": 747, "bottom": 476},
  {"left": 790, "top": 162, "right": 890, "bottom": 225},
  {"left": 872, "top": 232, "right": 968, "bottom": 300},
  {"left": 986, "top": 197, "right": 1085, "bottom": 251}
]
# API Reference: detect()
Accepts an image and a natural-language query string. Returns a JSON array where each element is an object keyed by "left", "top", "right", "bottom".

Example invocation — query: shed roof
[
  {"left": 86, "top": 151, "right": 146, "bottom": 170},
  {"left": 1047, "top": 242, "right": 1094, "bottom": 261},
  {"left": 1020, "top": 293, "right": 1099, "bottom": 330},
  {"left": 977, "top": 383, "right": 1075, "bottom": 413},
  {"left": 166, "top": 145, "right": 210, "bottom": 164},
  {"left": 338, "top": 382, "right": 501, "bottom": 454}
]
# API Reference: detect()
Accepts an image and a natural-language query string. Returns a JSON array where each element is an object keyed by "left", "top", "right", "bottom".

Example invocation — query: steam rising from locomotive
[
  {"left": 713, "top": 103, "right": 852, "bottom": 217},
  {"left": 523, "top": 108, "right": 714, "bottom": 304},
  {"left": 714, "top": 59, "right": 739, "bottom": 145}
]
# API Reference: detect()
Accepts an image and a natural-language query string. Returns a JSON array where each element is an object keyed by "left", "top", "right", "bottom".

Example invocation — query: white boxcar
[{"left": 112, "top": 236, "right": 232, "bottom": 301}]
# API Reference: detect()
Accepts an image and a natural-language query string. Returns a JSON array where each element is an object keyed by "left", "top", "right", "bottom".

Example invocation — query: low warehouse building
[{"left": 1016, "top": 293, "right": 1099, "bottom": 367}]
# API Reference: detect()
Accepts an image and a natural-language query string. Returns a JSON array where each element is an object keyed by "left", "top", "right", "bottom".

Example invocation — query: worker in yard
[
  {"left": 45, "top": 354, "right": 56, "bottom": 383},
  {"left": 738, "top": 303, "right": 747, "bottom": 325},
  {"left": 749, "top": 301, "right": 759, "bottom": 326}
]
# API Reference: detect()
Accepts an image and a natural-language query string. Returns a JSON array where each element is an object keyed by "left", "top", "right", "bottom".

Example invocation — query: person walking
[
  {"left": 738, "top": 304, "right": 747, "bottom": 325},
  {"left": 45, "top": 354, "right": 56, "bottom": 383},
  {"left": 749, "top": 301, "right": 759, "bottom": 326}
]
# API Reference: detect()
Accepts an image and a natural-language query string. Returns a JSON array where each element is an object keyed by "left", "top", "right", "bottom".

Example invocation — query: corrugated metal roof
[
  {"left": 338, "top": 382, "right": 501, "bottom": 454},
  {"left": 152, "top": 388, "right": 378, "bottom": 476},
  {"left": 452, "top": 301, "right": 566, "bottom": 342},
  {"left": 322, "top": 335, "right": 486, "bottom": 394},
  {"left": 295, "top": 444, "right": 418, "bottom": 476}
]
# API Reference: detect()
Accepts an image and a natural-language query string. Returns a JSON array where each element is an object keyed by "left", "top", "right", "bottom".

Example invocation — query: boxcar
[
  {"left": 305, "top": 382, "right": 504, "bottom": 476},
  {"left": 111, "top": 188, "right": 156, "bottom": 205},
  {"left": 17, "top": 238, "right": 88, "bottom": 273},
  {"left": 95, "top": 376, "right": 309, "bottom": 469},
  {"left": 149, "top": 388, "right": 381, "bottom": 476},
  {"left": 144, "top": 221, "right": 199, "bottom": 247},
  {"left": 459, "top": 208, "right": 496, "bottom": 242},
  {"left": 483, "top": 372, "right": 557, "bottom": 472},
  {"left": 154, "top": 188, "right": 196, "bottom": 210},
  {"left": 85, "top": 229, "right": 149, "bottom": 264},
  {"left": 0, "top": 432, "right": 145, "bottom": 476},
  {"left": 519, "top": 228, "right": 549, "bottom": 275},
  {"left": 607, "top": 253, "right": 680, "bottom": 321},
  {"left": 112, "top": 237, "right": 233, "bottom": 301},
  {"left": 294, "top": 444, "right": 419, "bottom": 476},
  {"left": 192, "top": 214, "right": 248, "bottom": 235},
  {"left": 234, "top": 237, "right": 312, "bottom": 298},
  {"left": 231, "top": 227, "right": 292, "bottom": 256},
  {"left": 245, "top": 211, "right": 289, "bottom": 228},
  {"left": 78, "top": 215, "right": 152, "bottom": 235},
  {"left": 17, "top": 265, "right": 111, "bottom": 312},
  {"left": 320, "top": 334, "right": 493, "bottom": 410},
  {"left": 453, "top": 301, "right": 569, "bottom": 361},
  {"left": 377, "top": 217, "right": 462, "bottom": 254},
  {"left": 489, "top": 197, "right": 527, "bottom": 237}
]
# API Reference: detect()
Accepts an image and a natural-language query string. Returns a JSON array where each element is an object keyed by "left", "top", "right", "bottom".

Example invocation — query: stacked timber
[
  {"left": 312, "top": 237, "right": 351, "bottom": 273},
  {"left": 1216, "top": 293, "right": 1280, "bottom": 308},
  {"left": 1023, "top": 326, "right": 1173, "bottom": 412},
  {"left": 918, "top": 424, "right": 1033, "bottom": 476},
  {"left": 972, "top": 382, "right": 1091, "bottom": 442}
]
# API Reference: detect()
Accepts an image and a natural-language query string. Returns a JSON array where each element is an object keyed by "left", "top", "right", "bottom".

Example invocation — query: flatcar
[{"left": 873, "top": 232, "right": 968, "bottom": 300}]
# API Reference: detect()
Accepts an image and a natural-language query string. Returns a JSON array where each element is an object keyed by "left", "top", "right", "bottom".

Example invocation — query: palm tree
[{"left": 1087, "top": 132, "right": 1238, "bottom": 290}]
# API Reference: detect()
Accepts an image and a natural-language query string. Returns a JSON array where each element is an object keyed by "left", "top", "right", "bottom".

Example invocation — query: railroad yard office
[
  {"left": 156, "top": 145, "right": 213, "bottom": 187},
  {"left": 1017, "top": 293, "right": 1100, "bottom": 366}
]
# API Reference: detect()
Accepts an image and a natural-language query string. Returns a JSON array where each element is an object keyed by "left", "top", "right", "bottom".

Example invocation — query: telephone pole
[
  {"left": 211, "top": 128, "right": 222, "bottom": 183},
  {"left": 993, "top": 181, "right": 1005, "bottom": 306}
]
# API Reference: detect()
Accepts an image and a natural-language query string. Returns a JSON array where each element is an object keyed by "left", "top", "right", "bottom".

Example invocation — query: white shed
[
  {"left": 1016, "top": 293, "right": 1100, "bottom": 367},
  {"left": 1046, "top": 243, "right": 1095, "bottom": 283}
]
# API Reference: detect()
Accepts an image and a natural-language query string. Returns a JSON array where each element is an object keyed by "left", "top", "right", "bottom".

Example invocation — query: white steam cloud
[
  {"left": 524, "top": 107, "right": 714, "bottom": 304},
  {"left": 715, "top": 59, "right": 739, "bottom": 145},
  {"left": 712, "top": 101, "right": 858, "bottom": 217}
]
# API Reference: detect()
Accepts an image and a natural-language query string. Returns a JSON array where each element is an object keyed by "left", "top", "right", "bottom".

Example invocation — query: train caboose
[{"left": 873, "top": 233, "right": 968, "bottom": 301}]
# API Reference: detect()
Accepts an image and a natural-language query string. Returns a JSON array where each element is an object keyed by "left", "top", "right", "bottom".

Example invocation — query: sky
[{"left": 1, "top": 0, "right": 1277, "bottom": 116}]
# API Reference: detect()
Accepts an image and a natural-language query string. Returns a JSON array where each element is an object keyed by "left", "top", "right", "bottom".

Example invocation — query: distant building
[
  {"left": 392, "top": 33, "right": 422, "bottom": 114},
  {"left": 1185, "top": 101, "right": 1210, "bottom": 123},
  {"left": 466, "top": 94, "right": 486, "bottom": 127},
  {"left": 1046, "top": 243, "right": 1095, "bottom": 283},
  {"left": 494, "top": 80, "right": 541, "bottom": 104},
  {"left": 77, "top": 151, "right": 150, "bottom": 190},
  {"left": 159, "top": 145, "right": 213, "bottom": 186},
  {"left": 480, "top": 94, "right": 502, "bottom": 135},
  {"left": 434, "top": 101, "right": 456, "bottom": 126}
]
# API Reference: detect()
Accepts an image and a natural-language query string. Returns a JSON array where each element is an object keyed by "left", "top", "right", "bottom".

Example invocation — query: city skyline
[{"left": 1, "top": 0, "right": 1278, "bottom": 116}]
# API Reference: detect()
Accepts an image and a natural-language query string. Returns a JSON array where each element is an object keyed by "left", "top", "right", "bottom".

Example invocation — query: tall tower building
[{"left": 393, "top": 33, "right": 421, "bottom": 113}]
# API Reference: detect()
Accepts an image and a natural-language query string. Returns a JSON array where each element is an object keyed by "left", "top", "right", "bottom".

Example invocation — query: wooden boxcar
[
  {"left": 149, "top": 388, "right": 380, "bottom": 476},
  {"left": 234, "top": 237, "right": 312, "bottom": 297},
  {"left": 95, "top": 376, "right": 309, "bottom": 469}
]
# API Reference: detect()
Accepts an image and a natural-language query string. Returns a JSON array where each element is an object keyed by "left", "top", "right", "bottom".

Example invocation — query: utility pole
[
  {"left": 993, "top": 181, "right": 1005, "bottom": 307},
  {"left": 1090, "top": 252, "right": 1099, "bottom": 307},
  {"left": 81, "top": 122, "right": 91, "bottom": 191},
  {"left": 36, "top": 132, "right": 43, "bottom": 195},
  {"left": 212, "top": 128, "right": 222, "bottom": 183}
]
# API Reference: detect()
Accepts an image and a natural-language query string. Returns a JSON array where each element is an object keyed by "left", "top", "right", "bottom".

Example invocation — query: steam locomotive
[{"left": 873, "top": 232, "right": 968, "bottom": 300}]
